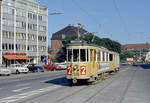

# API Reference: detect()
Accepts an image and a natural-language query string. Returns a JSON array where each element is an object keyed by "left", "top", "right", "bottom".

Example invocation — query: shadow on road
[
  {"left": 44, "top": 76, "right": 89, "bottom": 87},
  {"left": 44, "top": 76, "right": 70, "bottom": 86},
  {"left": 140, "top": 64, "right": 150, "bottom": 69}
]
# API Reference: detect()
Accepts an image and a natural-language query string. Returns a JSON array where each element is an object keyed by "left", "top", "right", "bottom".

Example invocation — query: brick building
[
  {"left": 51, "top": 25, "right": 87, "bottom": 58},
  {"left": 122, "top": 43, "right": 150, "bottom": 62}
]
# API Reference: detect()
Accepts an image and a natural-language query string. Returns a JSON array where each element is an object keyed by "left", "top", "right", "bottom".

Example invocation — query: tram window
[
  {"left": 109, "top": 54, "right": 113, "bottom": 61},
  {"left": 80, "top": 49, "right": 86, "bottom": 62},
  {"left": 106, "top": 52, "right": 108, "bottom": 61},
  {"left": 68, "top": 49, "right": 72, "bottom": 62},
  {"left": 94, "top": 50, "right": 96, "bottom": 61},
  {"left": 97, "top": 50, "right": 100, "bottom": 61},
  {"left": 73, "top": 49, "right": 79, "bottom": 62},
  {"left": 87, "top": 49, "right": 89, "bottom": 62},
  {"left": 103, "top": 52, "right": 105, "bottom": 61}
]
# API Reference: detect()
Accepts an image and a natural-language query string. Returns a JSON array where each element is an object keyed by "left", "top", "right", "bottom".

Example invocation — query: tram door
[{"left": 90, "top": 49, "right": 96, "bottom": 75}]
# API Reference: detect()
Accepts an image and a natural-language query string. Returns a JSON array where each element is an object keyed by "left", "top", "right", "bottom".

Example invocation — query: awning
[{"left": 3, "top": 56, "right": 32, "bottom": 60}]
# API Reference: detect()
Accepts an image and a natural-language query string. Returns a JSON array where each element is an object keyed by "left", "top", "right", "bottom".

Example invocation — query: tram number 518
[{"left": 80, "top": 66, "right": 86, "bottom": 75}]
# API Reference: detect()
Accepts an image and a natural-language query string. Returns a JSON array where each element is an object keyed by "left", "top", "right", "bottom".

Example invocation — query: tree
[
  {"left": 120, "top": 51, "right": 134, "bottom": 63},
  {"left": 56, "top": 32, "right": 121, "bottom": 62}
]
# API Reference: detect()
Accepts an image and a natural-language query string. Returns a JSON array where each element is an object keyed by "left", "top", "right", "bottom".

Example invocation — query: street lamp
[
  {"left": 49, "top": 11, "right": 63, "bottom": 15},
  {"left": 45, "top": 11, "right": 62, "bottom": 64}
]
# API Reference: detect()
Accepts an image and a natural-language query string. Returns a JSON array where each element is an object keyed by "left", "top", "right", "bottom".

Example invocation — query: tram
[{"left": 66, "top": 40, "right": 120, "bottom": 84}]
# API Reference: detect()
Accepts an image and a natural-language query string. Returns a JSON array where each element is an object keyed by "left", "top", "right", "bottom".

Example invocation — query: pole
[
  {"left": 78, "top": 26, "right": 80, "bottom": 40},
  {"left": 0, "top": 4, "right": 3, "bottom": 64}
]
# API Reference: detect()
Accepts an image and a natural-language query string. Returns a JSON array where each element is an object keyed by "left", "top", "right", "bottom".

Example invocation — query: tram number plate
[
  {"left": 67, "top": 66, "right": 72, "bottom": 75},
  {"left": 80, "top": 66, "right": 86, "bottom": 75}
]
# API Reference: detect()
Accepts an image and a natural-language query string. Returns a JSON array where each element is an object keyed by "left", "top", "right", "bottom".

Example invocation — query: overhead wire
[
  {"left": 112, "top": 0, "right": 130, "bottom": 42},
  {"left": 70, "top": 0, "right": 101, "bottom": 30}
]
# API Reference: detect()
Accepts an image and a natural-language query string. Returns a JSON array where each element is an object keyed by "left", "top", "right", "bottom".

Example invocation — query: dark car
[
  {"left": 132, "top": 62, "right": 139, "bottom": 66},
  {"left": 27, "top": 64, "right": 44, "bottom": 72}
]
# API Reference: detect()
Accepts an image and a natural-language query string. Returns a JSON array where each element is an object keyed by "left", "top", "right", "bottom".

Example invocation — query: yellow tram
[{"left": 66, "top": 40, "right": 120, "bottom": 84}]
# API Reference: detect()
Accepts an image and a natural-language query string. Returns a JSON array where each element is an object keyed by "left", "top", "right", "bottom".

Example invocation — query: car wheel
[
  {"left": 7, "top": 74, "right": 10, "bottom": 76},
  {"left": 0, "top": 74, "right": 1, "bottom": 76},
  {"left": 25, "top": 72, "right": 28, "bottom": 74},
  {"left": 16, "top": 70, "right": 20, "bottom": 74}
]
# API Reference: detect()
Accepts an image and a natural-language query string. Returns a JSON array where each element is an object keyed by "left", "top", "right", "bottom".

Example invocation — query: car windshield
[{"left": 0, "top": 65, "right": 6, "bottom": 69}]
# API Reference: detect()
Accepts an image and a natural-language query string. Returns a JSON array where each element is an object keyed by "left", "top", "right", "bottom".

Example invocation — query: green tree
[
  {"left": 56, "top": 32, "right": 121, "bottom": 62},
  {"left": 120, "top": 51, "right": 134, "bottom": 63}
]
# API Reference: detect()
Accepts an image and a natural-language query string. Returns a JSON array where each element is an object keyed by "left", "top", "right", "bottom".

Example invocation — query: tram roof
[
  {"left": 67, "top": 40, "right": 118, "bottom": 54},
  {"left": 67, "top": 40, "right": 106, "bottom": 49}
]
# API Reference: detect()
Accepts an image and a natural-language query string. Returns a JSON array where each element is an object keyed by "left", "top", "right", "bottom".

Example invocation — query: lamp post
[{"left": 45, "top": 11, "right": 62, "bottom": 64}]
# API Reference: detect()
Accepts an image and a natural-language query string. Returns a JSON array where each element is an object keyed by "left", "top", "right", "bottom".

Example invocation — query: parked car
[
  {"left": 27, "top": 64, "right": 44, "bottom": 72},
  {"left": 8, "top": 64, "right": 29, "bottom": 74},
  {"left": 0, "top": 65, "right": 11, "bottom": 76},
  {"left": 121, "top": 62, "right": 128, "bottom": 66},
  {"left": 43, "top": 64, "right": 61, "bottom": 71},
  {"left": 55, "top": 63, "right": 67, "bottom": 70},
  {"left": 132, "top": 62, "right": 139, "bottom": 66}
]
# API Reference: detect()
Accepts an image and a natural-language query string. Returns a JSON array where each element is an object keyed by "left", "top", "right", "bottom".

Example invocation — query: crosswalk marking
[
  {"left": 0, "top": 85, "right": 62, "bottom": 103},
  {"left": 13, "top": 87, "right": 31, "bottom": 92}
]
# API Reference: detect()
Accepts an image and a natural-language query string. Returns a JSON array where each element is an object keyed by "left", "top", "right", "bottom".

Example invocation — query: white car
[
  {"left": 8, "top": 64, "right": 29, "bottom": 74},
  {"left": 55, "top": 63, "right": 67, "bottom": 70},
  {"left": 0, "top": 65, "right": 11, "bottom": 76}
]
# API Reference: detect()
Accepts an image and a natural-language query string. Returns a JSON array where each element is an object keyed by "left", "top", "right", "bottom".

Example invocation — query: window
[
  {"left": 9, "top": 44, "right": 11, "bottom": 50},
  {"left": 67, "top": 49, "right": 72, "bottom": 62},
  {"left": 38, "top": 15, "right": 42, "bottom": 21},
  {"left": 109, "top": 54, "right": 113, "bottom": 61},
  {"left": 3, "top": 6, "right": 14, "bottom": 15},
  {"left": 103, "top": 51, "right": 105, "bottom": 62},
  {"left": 73, "top": 49, "right": 79, "bottom": 62},
  {"left": 106, "top": 52, "right": 108, "bottom": 61},
  {"left": 3, "top": 18, "right": 14, "bottom": 26},
  {"left": 39, "top": 25, "right": 46, "bottom": 31},
  {"left": 16, "top": 9, "right": 26, "bottom": 17},
  {"left": 80, "top": 49, "right": 86, "bottom": 62},
  {"left": 97, "top": 50, "right": 101, "bottom": 62}
]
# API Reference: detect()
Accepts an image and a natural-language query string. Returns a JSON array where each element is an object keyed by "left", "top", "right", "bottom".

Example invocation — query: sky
[{"left": 36, "top": 0, "right": 150, "bottom": 45}]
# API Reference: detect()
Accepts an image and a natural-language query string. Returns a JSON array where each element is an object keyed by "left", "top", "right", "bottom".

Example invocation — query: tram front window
[
  {"left": 73, "top": 49, "right": 79, "bottom": 62},
  {"left": 68, "top": 49, "right": 72, "bottom": 62},
  {"left": 80, "top": 49, "right": 86, "bottom": 62}
]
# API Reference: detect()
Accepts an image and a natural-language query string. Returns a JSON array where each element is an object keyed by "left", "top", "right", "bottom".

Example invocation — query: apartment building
[
  {"left": 0, "top": 0, "right": 48, "bottom": 65},
  {"left": 122, "top": 43, "right": 150, "bottom": 62}
]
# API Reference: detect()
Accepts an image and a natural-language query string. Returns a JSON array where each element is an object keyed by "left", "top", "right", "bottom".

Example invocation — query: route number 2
[
  {"left": 80, "top": 66, "right": 86, "bottom": 75},
  {"left": 67, "top": 66, "right": 72, "bottom": 75}
]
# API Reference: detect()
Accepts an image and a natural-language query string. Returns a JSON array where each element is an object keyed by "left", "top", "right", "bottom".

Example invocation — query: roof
[
  {"left": 51, "top": 25, "right": 88, "bottom": 40},
  {"left": 25, "top": 0, "right": 38, "bottom": 4},
  {"left": 122, "top": 43, "right": 150, "bottom": 49},
  {"left": 3, "top": 56, "right": 32, "bottom": 60}
]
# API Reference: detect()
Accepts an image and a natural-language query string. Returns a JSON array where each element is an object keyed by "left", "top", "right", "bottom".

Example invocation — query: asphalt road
[{"left": 0, "top": 65, "right": 150, "bottom": 103}]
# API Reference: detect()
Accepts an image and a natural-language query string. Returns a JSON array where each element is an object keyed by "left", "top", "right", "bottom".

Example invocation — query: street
[{"left": 0, "top": 66, "right": 150, "bottom": 103}]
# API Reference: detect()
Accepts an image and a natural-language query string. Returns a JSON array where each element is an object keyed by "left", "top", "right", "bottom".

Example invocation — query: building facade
[
  {"left": 122, "top": 43, "right": 150, "bottom": 62},
  {"left": 51, "top": 25, "right": 87, "bottom": 58},
  {"left": 0, "top": 0, "right": 48, "bottom": 65}
]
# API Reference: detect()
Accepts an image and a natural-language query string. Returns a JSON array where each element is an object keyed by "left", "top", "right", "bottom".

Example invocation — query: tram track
[
  {"left": 17, "top": 68, "right": 129, "bottom": 103},
  {"left": 53, "top": 69, "right": 127, "bottom": 103},
  {"left": 84, "top": 67, "right": 137, "bottom": 103},
  {"left": 119, "top": 67, "right": 138, "bottom": 103}
]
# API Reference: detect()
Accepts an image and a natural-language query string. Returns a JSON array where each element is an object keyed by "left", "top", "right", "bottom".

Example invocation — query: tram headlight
[{"left": 74, "top": 64, "right": 79, "bottom": 70}]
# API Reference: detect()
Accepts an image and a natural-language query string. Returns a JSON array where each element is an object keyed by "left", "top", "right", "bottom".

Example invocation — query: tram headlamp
[{"left": 74, "top": 64, "right": 78, "bottom": 70}]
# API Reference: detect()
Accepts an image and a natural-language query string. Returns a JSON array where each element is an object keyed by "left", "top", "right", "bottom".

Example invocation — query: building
[
  {"left": 0, "top": 0, "right": 48, "bottom": 65},
  {"left": 122, "top": 43, "right": 150, "bottom": 62},
  {"left": 51, "top": 24, "right": 87, "bottom": 58}
]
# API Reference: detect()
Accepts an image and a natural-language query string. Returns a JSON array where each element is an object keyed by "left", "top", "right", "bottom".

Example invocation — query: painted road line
[
  {"left": 13, "top": 87, "right": 31, "bottom": 92},
  {"left": 0, "top": 85, "right": 63, "bottom": 103},
  {"left": 16, "top": 83, "right": 30, "bottom": 87}
]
